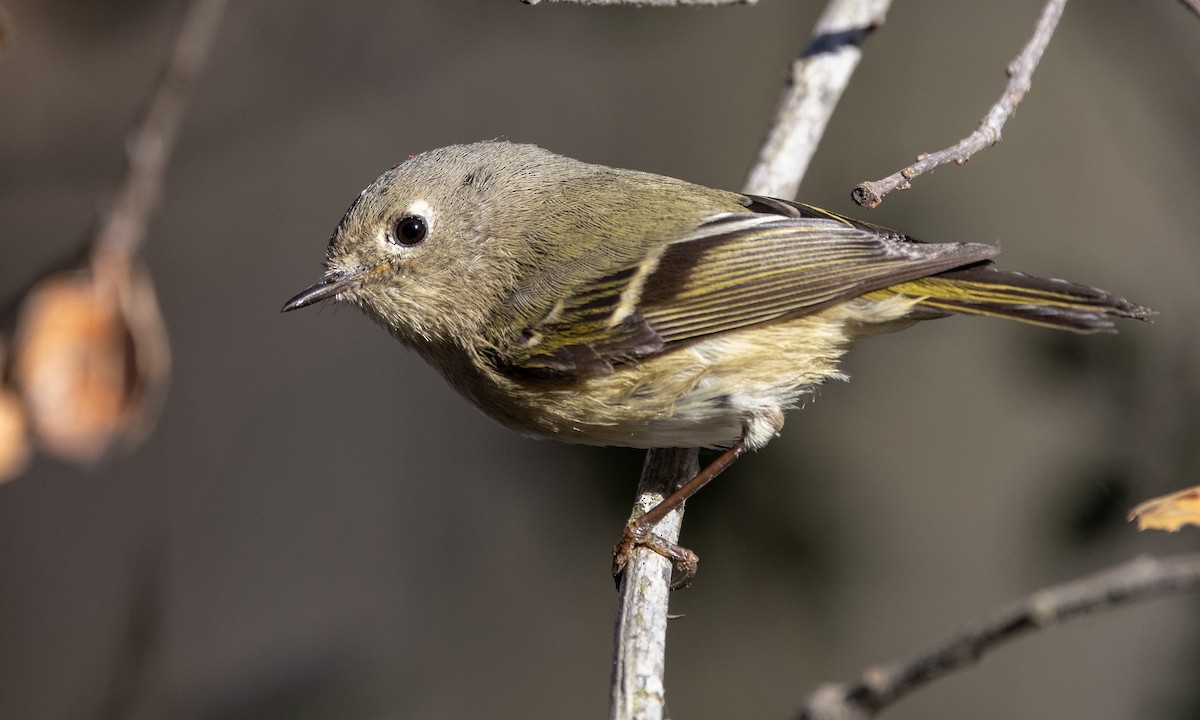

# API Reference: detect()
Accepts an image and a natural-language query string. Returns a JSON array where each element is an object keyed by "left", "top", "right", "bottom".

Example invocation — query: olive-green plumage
[{"left": 283, "top": 141, "right": 1152, "bottom": 451}]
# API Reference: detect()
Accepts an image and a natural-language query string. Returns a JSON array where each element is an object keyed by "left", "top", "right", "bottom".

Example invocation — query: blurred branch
[
  {"left": 0, "top": 0, "right": 225, "bottom": 478},
  {"left": 91, "top": 0, "right": 228, "bottom": 268},
  {"left": 522, "top": 0, "right": 755, "bottom": 6},
  {"left": 0, "top": 0, "right": 225, "bottom": 322},
  {"left": 97, "top": 542, "right": 166, "bottom": 720},
  {"left": 851, "top": 0, "right": 1065, "bottom": 208},
  {"left": 1182, "top": 0, "right": 1200, "bottom": 18},
  {"left": 605, "top": 2, "right": 893, "bottom": 719},
  {"left": 0, "top": 4, "right": 12, "bottom": 57},
  {"left": 797, "top": 553, "right": 1200, "bottom": 720}
]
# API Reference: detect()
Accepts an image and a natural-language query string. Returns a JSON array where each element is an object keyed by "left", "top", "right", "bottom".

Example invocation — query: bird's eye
[{"left": 392, "top": 215, "right": 428, "bottom": 246}]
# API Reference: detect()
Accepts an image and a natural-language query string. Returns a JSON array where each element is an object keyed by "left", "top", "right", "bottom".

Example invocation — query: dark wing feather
[{"left": 501, "top": 197, "right": 997, "bottom": 378}]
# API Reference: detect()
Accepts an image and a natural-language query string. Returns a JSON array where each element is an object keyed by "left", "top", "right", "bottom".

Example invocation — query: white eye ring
[{"left": 406, "top": 199, "right": 436, "bottom": 225}]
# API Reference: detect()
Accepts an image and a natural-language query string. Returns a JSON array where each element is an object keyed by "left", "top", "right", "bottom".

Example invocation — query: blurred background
[{"left": 2, "top": 0, "right": 1199, "bottom": 718}]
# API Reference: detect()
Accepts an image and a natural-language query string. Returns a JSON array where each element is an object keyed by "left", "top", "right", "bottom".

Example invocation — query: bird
[{"left": 283, "top": 141, "right": 1152, "bottom": 586}]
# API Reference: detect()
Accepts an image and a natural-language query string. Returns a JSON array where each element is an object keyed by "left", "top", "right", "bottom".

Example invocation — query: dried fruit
[{"left": 11, "top": 255, "right": 169, "bottom": 464}]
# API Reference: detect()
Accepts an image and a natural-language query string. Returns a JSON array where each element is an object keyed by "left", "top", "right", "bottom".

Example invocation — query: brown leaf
[
  {"left": 11, "top": 254, "right": 170, "bottom": 465},
  {"left": 1128, "top": 485, "right": 1200, "bottom": 533}
]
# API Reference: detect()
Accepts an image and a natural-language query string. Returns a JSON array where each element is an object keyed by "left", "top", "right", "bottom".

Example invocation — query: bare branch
[
  {"left": 851, "top": 0, "right": 1065, "bottom": 208},
  {"left": 798, "top": 553, "right": 1200, "bottom": 720},
  {"left": 522, "top": 0, "right": 755, "bottom": 6},
  {"left": 91, "top": 0, "right": 228, "bottom": 268},
  {"left": 611, "top": 448, "right": 697, "bottom": 720},
  {"left": 745, "top": 0, "right": 891, "bottom": 199},
  {"left": 609, "top": 2, "right": 893, "bottom": 719}
]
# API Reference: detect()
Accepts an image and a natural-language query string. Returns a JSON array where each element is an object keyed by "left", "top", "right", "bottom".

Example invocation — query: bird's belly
[
  {"left": 531, "top": 381, "right": 753, "bottom": 450},
  {"left": 484, "top": 309, "right": 880, "bottom": 450}
]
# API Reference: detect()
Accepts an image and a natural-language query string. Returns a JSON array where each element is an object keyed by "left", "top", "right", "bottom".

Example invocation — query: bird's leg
[{"left": 612, "top": 438, "right": 748, "bottom": 590}]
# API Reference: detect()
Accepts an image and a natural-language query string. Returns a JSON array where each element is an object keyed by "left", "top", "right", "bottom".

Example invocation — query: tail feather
[{"left": 867, "top": 264, "right": 1155, "bottom": 334}]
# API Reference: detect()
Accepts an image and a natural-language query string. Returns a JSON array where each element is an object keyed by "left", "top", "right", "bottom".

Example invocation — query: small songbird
[{"left": 283, "top": 141, "right": 1152, "bottom": 585}]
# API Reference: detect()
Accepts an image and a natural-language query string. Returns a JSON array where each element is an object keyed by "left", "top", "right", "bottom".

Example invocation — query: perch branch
[
  {"left": 797, "top": 553, "right": 1200, "bottom": 720},
  {"left": 851, "top": 0, "right": 1065, "bottom": 208},
  {"left": 607, "top": 2, "right": 893, "bottom": 719},
  {"left": 611, "top": 448, "right": 698, "bottom": 720},
  {"left": 744, "top": 0, "right": 890, "bottom": 198}
]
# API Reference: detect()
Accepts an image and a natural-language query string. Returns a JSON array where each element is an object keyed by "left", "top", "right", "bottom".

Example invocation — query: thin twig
[
  {"left": 57, "top": 0, "right": 225, "bottom": 704},
  {"left": 91, "top": 0, "right": 228, "bottom": 269},
  {"left": 522, "top": 0, "right": 755, "bottom": 6},
  {"left": 851, "top": 0, "right": 1065, "bottom": 208},
  {"left": 606, "top": 2, "right": 893, "bottom": 719},
  {"left": 798, "top": 553, "right": 1200, "bottom": 720}
]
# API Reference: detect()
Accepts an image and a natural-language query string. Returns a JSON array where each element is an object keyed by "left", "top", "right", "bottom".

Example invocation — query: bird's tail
[{"left": 865, "top": 265, "right": 1155, "bottom": 333}]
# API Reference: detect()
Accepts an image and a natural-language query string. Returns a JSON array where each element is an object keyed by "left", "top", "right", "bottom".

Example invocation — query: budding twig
[{"left": 851, "top": 0, "right": 1066, "bottom": 208}]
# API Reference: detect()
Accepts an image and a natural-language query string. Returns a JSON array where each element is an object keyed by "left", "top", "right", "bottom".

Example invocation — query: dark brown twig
[
  {"left": 851, "top": 0, "right": 1065, "bottom": 208},
  {"left": 797, "top": 553, "right": 1200, "bottom": 720}
]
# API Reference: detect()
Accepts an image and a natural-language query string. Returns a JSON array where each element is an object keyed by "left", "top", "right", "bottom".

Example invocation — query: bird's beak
[{"left": 281, "top": 265, "right": 382, "bottom": 312}]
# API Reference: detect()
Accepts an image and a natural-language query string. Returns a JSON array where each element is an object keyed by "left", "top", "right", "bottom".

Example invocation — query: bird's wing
[{"left": 496, "top": 196, "right": 998, "bottom": 378}]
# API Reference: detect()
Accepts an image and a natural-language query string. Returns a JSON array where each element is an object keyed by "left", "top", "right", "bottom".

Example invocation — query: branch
[
  {"left": 851, "top": 0, "right": 1065, "bottom": 208},
  {"left": 611, "top": 448, "right": 697, "bottom": 720},
  {"left": 607, "top": 2, "right": 893, "bottom": 719},
  {"left": 744, "top": 0, "right": 890, "bottom": 198},
  {"left": 1181, "top": 0, "right": 1200, "bottom": 19},
  {"left": 798, "top": 553, "right": 1200, "bottom": 720},
  {"left": 91, "top": 0, "right": 228, "bottom": 269},
  {"left": 0, "top": 0, "right": 224, "bottom": 475},
  {"left": 522, "top": 0, "right": 755, "bottom": 5},
  {"left": 0, "top": 4, "right": 12, "bottom": 57},
  {"left": 0, "top": 0, "right": 223, "bottom": 324}
]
